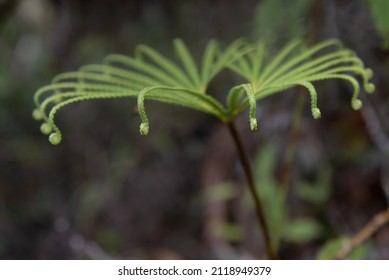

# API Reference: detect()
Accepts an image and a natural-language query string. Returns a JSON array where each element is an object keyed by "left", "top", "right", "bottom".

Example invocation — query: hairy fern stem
[{"left": 227, "top": 121, "right": 276, "bottom": 260}]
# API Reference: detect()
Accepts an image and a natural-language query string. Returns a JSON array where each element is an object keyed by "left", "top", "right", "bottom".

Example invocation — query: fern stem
[{"left": 226, "top": 121, "right": 276, "bottom": 259}]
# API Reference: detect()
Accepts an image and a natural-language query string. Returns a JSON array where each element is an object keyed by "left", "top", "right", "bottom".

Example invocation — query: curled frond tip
[
  {"left": 352, "top": 99, "right": 363, "bottom": 110},
  {"left": 40, "top": 123, "right": 53, "bottom": 135},
  {"left": 139, "top": 123, "right": 149, "bottom": 136},
  {"left": 312, "top": 108, "right": 321, "bottom": 119},
  {"left": 49, "top": 133, "right": 62, "bottom": 145},
  {"left": 365, "top": 83, "right": 375, "bottom": 94},
  {"left": 250, "top": 117, "right": 258, "bottom": 131},
  {"left": 32, "top": 109, "right": 44, "bottom": 121}
]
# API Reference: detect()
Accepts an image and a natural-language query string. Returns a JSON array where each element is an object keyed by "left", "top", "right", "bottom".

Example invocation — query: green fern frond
[
  {"left": 33, "top": 38, "right": 375, "bottom": 145},
  {"left": 229, "top": 39, "right": 375, "bottom": 129},
  {"left": 33, "top": 39, "right": 244, "bottom": 144}
]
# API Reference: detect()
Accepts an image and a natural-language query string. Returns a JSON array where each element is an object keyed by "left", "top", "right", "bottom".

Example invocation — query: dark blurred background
[{"left": 0, "top": 0, "right": 388, "bottom": 259}]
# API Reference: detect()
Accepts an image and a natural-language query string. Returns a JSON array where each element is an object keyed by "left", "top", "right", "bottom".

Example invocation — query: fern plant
[{"left": 32, "top": 38, "right": 374, "bottom": 259}]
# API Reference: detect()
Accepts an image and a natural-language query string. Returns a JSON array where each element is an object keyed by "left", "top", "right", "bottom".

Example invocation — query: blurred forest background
[{"left": 1, "top": 0, "right": 389, "bottom": 259}]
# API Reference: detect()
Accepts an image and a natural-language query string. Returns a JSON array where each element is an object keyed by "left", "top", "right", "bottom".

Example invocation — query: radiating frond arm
[
  {"left": 226, "top": 84, "right": 258, "bottom": 130},
  {"left": 227, "top": 40, "right": 265, "bottom": 83},
  {"left": 258, "top": 39, "right": 343, "bottom": 86},
  {"left": 135, "top": 45, "right": 196, "bottom": 89},
  {"left": 173, "top": 39, "right": 202, "bottom": 90},
  {"left": 103, "top": 54, "right": 182, "bottom": 87}
]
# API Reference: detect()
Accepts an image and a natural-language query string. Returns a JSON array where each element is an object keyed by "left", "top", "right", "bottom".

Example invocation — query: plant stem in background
[
  {"left": 335, "top": 208, "right": 389, "bottom": 259},
  {"left": 280, "top": 90, "right": 305, "bottom": 195},
  {"left": 279, "top": 0, "right": 321, "bottom": 194},
  {"left": 227, "top": 121, "right": 276, "bottom": 260}
]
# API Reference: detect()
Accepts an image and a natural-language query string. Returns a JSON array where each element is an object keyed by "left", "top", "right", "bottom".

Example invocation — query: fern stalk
[{"left": 227, "top": 121, "right": 276, "bottom": 259}]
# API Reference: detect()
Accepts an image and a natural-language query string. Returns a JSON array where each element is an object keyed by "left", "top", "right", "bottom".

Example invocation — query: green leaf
[
  {"left": 251, "top": 144, "right": 285, "bottom": 252},
  {"left": 201, "top": 39, "right": 219, "bottom": 88},
  {"left": 104, "top": 54, "right": 181, "bottom": 86},
  {"left": 283, "top": 218, "right": 324, "bottom": 244},
  {"left": 135, "top": 44, "right": 195, "bottom": 89},
  {"left": 205, "top": 182, "right": 237, "bottom": 203},
  {"left": 297, "top": 168, "right": 331, "bottom": 206},
  {"left": 226, "top": 85, "right": 245, "bottom": 114},
  {"left": 257, "top": 39, "right": 302, "bottom": 84},
  {"left": 212, "top": 222, "right": 244, "bottom": 242},
  {"left": 364, "top": 0, "right": 389, "bottom": 49},
  {"left": 252, "top": 0, "right": 314, "bottom": 49},
  {"left": 173, "top": 39, "right": 202, "bottom": 90}
]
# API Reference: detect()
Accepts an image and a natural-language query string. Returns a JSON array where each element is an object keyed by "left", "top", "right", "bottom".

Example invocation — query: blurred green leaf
[
  {"left": 317, "top": 237, "right": 367, "bottom": 260},
  {"left": 283, "top": 218, "right": 324, "bottom": 244},
  {"left": 96, "top": 227, "right": 122, "bottom": 253},
  {"left": 252, "top": 144, "right": 285, "bottom": 252},
  {"left": 364, "top": 0, "right": 389, "bottom": 49},
  {"left": 206, "top": 182, "right": 237, "bottom": 203},
  {"left": 297, "top": 167, "right": 332, "bottom": 206},
  {"left": 253, "top": 0, "right": 314, "bottom": 48},
  {"left": 76, "top": 182, "right": 106, "bottom": 230},
  {"left": 212, "top": 222, "right": 244, "bottom": 242}
]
